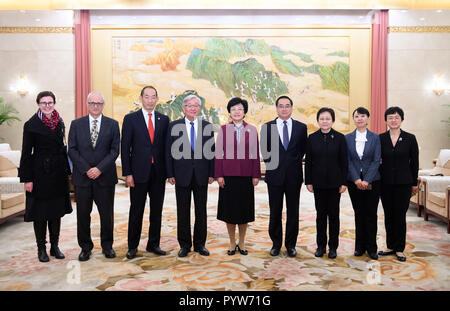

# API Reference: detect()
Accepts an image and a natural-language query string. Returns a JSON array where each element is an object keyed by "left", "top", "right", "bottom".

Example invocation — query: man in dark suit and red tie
[
  {"left": 121, "top": 86, "right": 170, "bottom": 259},
  {"left": 166, "top": 94, "right": 215, "bottom": 258},
  {"left": 260, "top": 95, "right": 308, "bottom": 257},
  {"left": 68, "top": 92, "right": 120, "bottom": 261}
]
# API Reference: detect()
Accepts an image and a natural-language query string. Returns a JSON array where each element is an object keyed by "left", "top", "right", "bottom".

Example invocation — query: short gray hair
[
  {"left": 182, "top": 94, "right": 201, "bottom": 107},
  {"left": 86, "top": 91, "right": 105, "bottom": 104}
]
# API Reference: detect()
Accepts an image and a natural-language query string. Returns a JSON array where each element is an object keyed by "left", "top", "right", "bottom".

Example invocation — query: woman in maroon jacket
[{"left": 215, "top": 97, "right": 261, "bottom": 255}]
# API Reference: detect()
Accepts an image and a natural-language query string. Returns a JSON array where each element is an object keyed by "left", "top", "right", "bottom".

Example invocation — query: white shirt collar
[
  {"left": 89, "top": 114, "right": 102, "bottom": 123},
  {"left": 276, "top": 117, "right": 292, "bottom": 126},
  {"left": 355, "top": 130, "right": 367, "bottom": 142}
]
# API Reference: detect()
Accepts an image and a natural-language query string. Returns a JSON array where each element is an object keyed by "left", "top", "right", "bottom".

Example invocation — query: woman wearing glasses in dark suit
[
  {"left": 345, "top": 107, "right": 381, "bottom": 260},
  {"left": 19, "top": 91, "right": 72, "bottom": 262},
  {"left": 378, "top": 106, "right": 419, "bottom": 262}
]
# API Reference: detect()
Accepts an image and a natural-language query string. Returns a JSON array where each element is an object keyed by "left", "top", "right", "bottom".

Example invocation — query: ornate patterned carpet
[{"left": 0, "top": 182, "right": 449, "bottom": 291}]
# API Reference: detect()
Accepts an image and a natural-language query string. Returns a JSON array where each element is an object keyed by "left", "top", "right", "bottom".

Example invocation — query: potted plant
[{"left": 0, "top": 97, "right": 20, "bottom": 140}]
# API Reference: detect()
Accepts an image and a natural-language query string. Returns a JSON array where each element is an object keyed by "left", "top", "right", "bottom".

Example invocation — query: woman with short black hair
[
  {"left": 378, "top": 106, "right": 419, "bottom": 262},
  {"left": 345, "top": 107, "right": 381, "bottom": 260},
  {"left": 305, "top": 107, "right": 348, "bottom": 259},
  {"left": 215, "top": 97, "right": 260, "bottom": 256}
]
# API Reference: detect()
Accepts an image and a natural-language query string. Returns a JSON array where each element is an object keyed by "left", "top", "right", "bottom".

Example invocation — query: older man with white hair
[
  {"left": 166, "top": 94, "right": 215, "bottom": 257},
  {"left": 68, "top": 91, "right": 120, "bottom": 261}
]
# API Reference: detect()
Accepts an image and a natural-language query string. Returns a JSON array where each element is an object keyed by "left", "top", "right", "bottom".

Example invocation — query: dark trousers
[
  {"left": 347, "top": 180, "right": 380, "bottom": 253},
  {"left": 33, "top": 218, "right": 61, "bottom": 249},
  {"left": 175, "top": 173, "right": 208, "bottom": 249},
  {"left": 380, "top": 183, "right": 411, "bottom": 252},
  {"left": 75, "top": 183, "right": 115, "bottom": 251},
  {"left": 313, "top": 188, "right": 341, "bottom": 250},
  {"left": 128, "top": 166, "right": 166, "bottom": 250},
  {"left": 267, "top": 183, "right": 301, "bottom": 249}
]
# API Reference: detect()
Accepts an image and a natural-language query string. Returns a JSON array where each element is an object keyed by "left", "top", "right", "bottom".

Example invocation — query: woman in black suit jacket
[
  {"left": 378, "top": 107, "right": 419, "bottom": 262},
  {"left": 305, "top": 107, "right": 348, "bottom": 259},
  {"left": 19, "top": 91, "right": 72, "bottom": 262}
]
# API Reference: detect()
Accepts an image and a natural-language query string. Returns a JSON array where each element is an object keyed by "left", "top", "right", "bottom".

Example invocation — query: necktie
[
  {"left": 148, "top": 113, "right": 154, "bottom": 143},
  {"left": 190, "top": 121, "right": 195, "bottom": 151},
  {"left": 283, "top": 120, "right": 289, "bottom": 150},
  {"left": 91, "top": 119, "right": 99, "bottom": 148},
  {"left": 148, "top": 113, "right": 154, "bottom": 163}
]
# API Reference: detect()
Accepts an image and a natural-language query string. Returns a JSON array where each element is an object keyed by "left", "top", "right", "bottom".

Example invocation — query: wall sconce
[
  {"left": 433, "top": 73, "right": 449, "bottom": 96},
  {"left": 10, "top": 75, "right": 31, "bottom": 96}
]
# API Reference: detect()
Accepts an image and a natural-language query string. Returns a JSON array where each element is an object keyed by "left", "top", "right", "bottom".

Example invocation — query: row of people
[{"left": 18, "top": 87, "right": 418, "bottom": 264}]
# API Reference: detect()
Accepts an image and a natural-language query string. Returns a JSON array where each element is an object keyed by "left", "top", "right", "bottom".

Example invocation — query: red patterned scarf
[{"left": 37, "top": 109, "right": 61, "bottom": 131}]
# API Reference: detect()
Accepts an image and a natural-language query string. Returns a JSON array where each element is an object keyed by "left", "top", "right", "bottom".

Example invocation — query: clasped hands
[{"left": 87, "top": 167, "right": 102, "bottom": 180}]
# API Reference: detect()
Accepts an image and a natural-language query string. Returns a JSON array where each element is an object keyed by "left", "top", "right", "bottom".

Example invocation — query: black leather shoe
[
  {"left": 126, "top": 248, "right": 137, "bottom": 259},
  {"left": 178, "top": 248, "right": 190, "bottom": 257},
  {"left": 38, "top": 248, "right": 49, "bottom": 262},
  {"left": 396, "top": 252, "right": 406, "bottom": 262},
  {"left": 328, "top": 249, "right": 337, "bottom": 259},
  {"left": 78, "top": 250, "right": 91, "bottom": 262},
  {"left": 102, "top": 249, "right": 116, "bottom": 259},
  {"left": 236, "top": 245, "right": 248, "bottom": 256},
  {"left": 194, "top": 246, "right": 210, "bottom": 256},
  {"left": 227, "top": 249, "right": 236, "bottom": 256},
  {"left": 368, "top": 252, "right": 379, "bottom": 260},
  {"left": 378, "top": 250, "right": 395, "bottom": 256},
  {"left": 287, "top": 248, "right": 297, "bottom": 257},
  {"left": 270, "top": 248, "right": 280, "bottom": 256},
  {"left": 314, "top": 248, "right": 326, "bottom": 258},
  {"left": 354, "top": 250, "right": 364, "bottom": 257},
  {"left": 50, "top": 245, "right": 65, "bottom": 259},
  {"left": 146, "top": 246, "right": 167, "bottom": 256}
]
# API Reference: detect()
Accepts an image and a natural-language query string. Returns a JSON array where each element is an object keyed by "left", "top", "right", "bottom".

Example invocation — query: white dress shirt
[
  {"left": 276, "top": 117, "right": 292, "bottom": 141},
  {"left": 142, "top": 107, "right": 155, "bottom": 129},
  {"left": 355, "top": 130, "right": 367, "bottom": 160},
  {"left": 185, "top": 117, "right": 198, "bottom": 144}
]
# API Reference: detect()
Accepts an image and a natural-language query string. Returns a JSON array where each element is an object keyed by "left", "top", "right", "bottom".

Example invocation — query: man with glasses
[
  {"left": 121, "top": 86, "right": 170, "bottom": 259},
  {"left": 166, "top": 94, "right": 215, "bottom": 257},
  {"left": 260, "top": 95, "right": 307, "bottom": 257},
  {"left": 68, "top": 92, "right": 120, "bottom": 261}
]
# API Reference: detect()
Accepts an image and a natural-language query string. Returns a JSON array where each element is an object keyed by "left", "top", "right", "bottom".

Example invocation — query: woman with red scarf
[{"left": 19, "top": 91, "right": 72, "bottom": 262}]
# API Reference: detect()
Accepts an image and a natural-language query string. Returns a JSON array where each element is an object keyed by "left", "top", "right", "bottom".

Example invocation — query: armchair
[
  {"left": 0, "top": 144, "right": 25, "bottom": 224},
  {"left": 421, "top": 176, "right": 450, "bottom": 234}
]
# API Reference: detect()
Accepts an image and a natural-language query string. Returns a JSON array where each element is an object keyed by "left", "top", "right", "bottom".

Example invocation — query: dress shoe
[
  {"left": 270, "top": 248, "right": 280, "bottom": 256},
  {"left": 354, "top": 250, "right": 364, "bottom": 257},
  {"left": 146, "top": 246, "right": 166, "bottom": 256},
  {"left": 328, "top": 249, "right": 337, "bottom": 259},
  {"left": 126, "top": 248, "right": 138, "bottom": 259},
  {"left": 368, "top": 252, "right": 379, "bottom": 260},
  {"left": 236, "top": 245, "right": 248, "bottom": 256},
  {"left": 227, "top": 249, "right": 236, "bottom": 256},
  {"left": 38, "top": 248, "right": 50, "bottom": 263},
  {"left": 178, "top": 248, "right": 190, "bottom": 257},
  {"left": 78, "top": 250, "right": 91, "bottom": 262},
  {"left": 102, "top": 248, "right": 116, "bottom": 259},
  {"left": 287, "top": 248, "right": 297, "bottom": 257},
  {"left": 194, "top": 246, "right": 210, "bottom": 256},
  {"left": 396, "top": 252, "right": 406, "bottom": 262},
  {"left": 378, "top": 250, "right": 395, "bottom": 256},
  {"left": 50, "top": 245, "right": 65, "bottom": 259},
  {"left": 314, "top": 247, "right": 326, "bottom": 258}
]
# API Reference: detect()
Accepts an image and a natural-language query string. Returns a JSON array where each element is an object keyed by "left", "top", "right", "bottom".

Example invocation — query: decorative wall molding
[
  {"left": 0, "top": 27, "right": 73, "bottom": 33},
  {"left": 388, "top": 26, "right": 450, "bottom": 33}
]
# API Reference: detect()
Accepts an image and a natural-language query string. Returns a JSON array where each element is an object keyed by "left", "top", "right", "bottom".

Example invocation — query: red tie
[{"left": 148, "top": 113, "right": 154, "bottom": 163}]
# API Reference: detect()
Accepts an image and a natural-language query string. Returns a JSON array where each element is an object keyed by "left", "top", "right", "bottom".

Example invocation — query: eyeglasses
[
  {"left": 185, "top": 105, "right": 200, "bottom": 109},
  {"left": 39, "top": 102, "right": 54, "bottom": 106},
  {"left": 277, "top": 105, "right": 292, "bottom": 109},
  {"left": 230, "top": 108, "right": 244, "bottom": 112},
  {"left": 88, "top": 102, "right": 104, "bottom": 107}
]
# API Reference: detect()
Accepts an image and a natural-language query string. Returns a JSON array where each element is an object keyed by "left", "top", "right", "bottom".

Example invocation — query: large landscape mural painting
[{"left": 112, "top": 36, "right": 350, "bottom": 131}]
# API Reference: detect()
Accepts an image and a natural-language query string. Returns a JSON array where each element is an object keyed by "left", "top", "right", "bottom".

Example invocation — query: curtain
[
  {"left": 370, "top": 10, "right": 388, "bottom": 133},
  {"left": 74, "top": 10, "right": 91, "bottom": 118}
]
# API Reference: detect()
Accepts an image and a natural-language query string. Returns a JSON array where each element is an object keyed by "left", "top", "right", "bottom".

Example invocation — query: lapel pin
[
  {"left": 399, "top": 137, "right": 403, "bottom": 142},
  {"left": 331, "top": 134, "right": 334, "bottom": 139}
]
